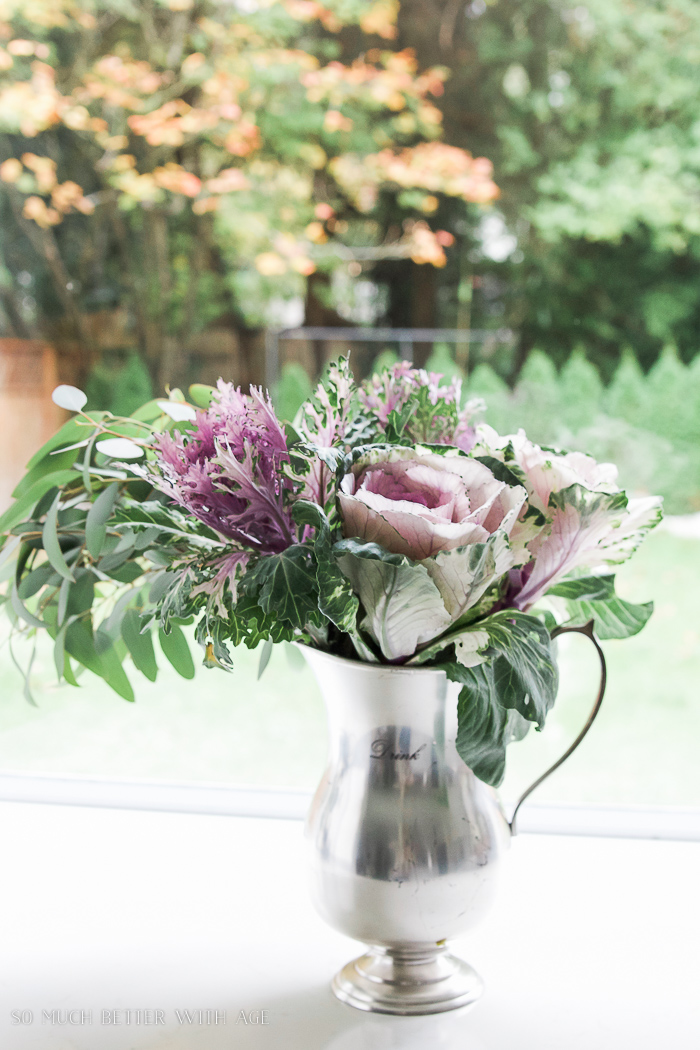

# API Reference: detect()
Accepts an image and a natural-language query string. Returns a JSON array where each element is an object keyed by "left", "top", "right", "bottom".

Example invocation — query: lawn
[{"left": 0, "top": 526, "right": 697, "bottom": 808}]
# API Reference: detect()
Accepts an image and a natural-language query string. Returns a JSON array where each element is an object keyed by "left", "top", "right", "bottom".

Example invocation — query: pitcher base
[{"left": 331, "top": 944, "right": 483, "bottom": 1015}]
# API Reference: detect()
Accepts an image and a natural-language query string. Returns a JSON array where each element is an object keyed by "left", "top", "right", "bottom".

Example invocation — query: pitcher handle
[{"left": 509, "top": 620, "right": 607, "bottom": 835}]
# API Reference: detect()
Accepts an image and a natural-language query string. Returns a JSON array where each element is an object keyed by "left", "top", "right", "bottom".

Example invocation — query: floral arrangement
[{"left": 0, "top": 361, "right": 662, "bottom": 785}]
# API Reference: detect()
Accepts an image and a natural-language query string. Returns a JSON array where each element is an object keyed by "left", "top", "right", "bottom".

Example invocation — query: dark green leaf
[
  {"left": 441, "top": 610, "right": 559, "bottom": 786},
  {"left": 64, "top": 618, "right": 103, "bottom": 677},
  {"left": 17, "top": 562, "right": 54, "bottom": 599},
  {"left": 452, "top": 662, "right": 533, "bottom": 786},
  {"left": 474, "top": 610, "right": 558, "bottom": 728},
  {"left": 293, "top": 501, "right": 360, "bottom": 635},
  {"left": 85, "top": 482, "right": 119, "bottom": 559},
  {"left": 242, "top": 545, "right": 319, "bottom": 628},
  {"left": 122, "top": 608, "right": 158, "bottom": 682},
  {"left": 159, "top": 625, "right": 195, "bottom": 679},
  {"left": 563, "top": 596, "right": 653, "bottom": 640},
  {"left": 106, "top": 561, "right": 145, "bottom": 584},
  {"left": 65, "top": 570, "right": 95, "bottom": 619},
  {"left": 548, "top": 574, "right": 653, "bottom": 639},
  {"left": 473, "top": 455, "right": 525, "bottom": 488}
]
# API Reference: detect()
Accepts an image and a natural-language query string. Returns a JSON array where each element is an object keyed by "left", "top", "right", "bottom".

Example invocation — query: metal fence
[{"left": 264, "top": 326, "right": 514, "bottom": 388}]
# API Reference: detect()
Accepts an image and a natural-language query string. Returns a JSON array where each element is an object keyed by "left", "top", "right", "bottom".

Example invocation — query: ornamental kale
[
  {"left": 358, "top": 361, "right": 484, "bottom": 450},
  {"left": 153, "top": 381, "right": 294, "bottom": 554},
  {"left": 0, "top": 360, "right": 663, "bottom": 787}
]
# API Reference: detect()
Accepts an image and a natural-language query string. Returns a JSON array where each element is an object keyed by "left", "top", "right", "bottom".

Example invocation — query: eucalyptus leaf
[
  {"left": 122, "top": 608, "right": 158, "bottom": 682},
  {"left": 54, "top": 622, "right": 68, "bottom": 682},
  {"left": 24, "top": 412, "right": 106, "bottom": 472},
  {"left": 63, "top": 656, "right": 81, "bottom": 687},
  {"left": 159, "top": 625, "right": 195, "bottom": 679},
  {"left": 10, "top": 584, "right": 44, "bottom": 630},
  {"left": 64, "top": 619, "right": 103, "bottom": 678},
  {"left": 57, "top": 576, "right": 70, "bottom": 626},
  {"left": 0, "top": 471, "right": 81, "bottom": 535},
  {"left": 95, "top": 628, "right": 135, "bottom": 701},
  {"left": 42, "top": 493, "right": 75, "bottom": 583},
  {"left": 96, "top": 438, "right": 144, "bottom": 460},
  {"left": 156, "top": 400, "right": 196, "bottom": 422},
  {"left": 257, "top": 637, "right": 274, "bottom": 680},
  {"left": 17, "top": 562, "right": 54, "bottom": 599},
  {"left": 107, "top": 562, "right": 145, "bottom": 584},
  {"left": 52, "top": 385, "right": 87, "bottom": 412},
  {"left": 11, "top": 448, "right": 78, "bottom": 501},
  {"left": 189, "top": 384, "right": 215, "bottom": 408}
]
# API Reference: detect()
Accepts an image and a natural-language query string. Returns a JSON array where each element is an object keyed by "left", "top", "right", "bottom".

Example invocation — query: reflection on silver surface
[
  {"left": 303, "top": 647, "right": 511, "bottom": 1015},
  {"left": 322, "top": 1012, "right": 492, "bottom": 1050}
]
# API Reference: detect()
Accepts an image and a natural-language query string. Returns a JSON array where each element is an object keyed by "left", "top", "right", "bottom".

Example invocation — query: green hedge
[
  {"left": 468, "top": 347, "right": 700, "bottom": 515},
  {"left": 268, "top": 345, "right": 700, "bottom": 514}
]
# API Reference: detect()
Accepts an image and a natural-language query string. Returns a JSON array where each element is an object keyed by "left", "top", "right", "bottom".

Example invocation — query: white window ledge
[{"left": 0, "top": 771, "right": 697, "bottom": 840}]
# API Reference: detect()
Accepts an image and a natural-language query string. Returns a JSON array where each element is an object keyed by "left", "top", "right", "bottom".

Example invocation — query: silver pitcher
[{"left": 303, "top": 623, "right": 605, "bottom": 1016}]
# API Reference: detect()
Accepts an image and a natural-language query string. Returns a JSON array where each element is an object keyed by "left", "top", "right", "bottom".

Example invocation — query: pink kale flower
[
  {"left": 153, "top": 381, "right": 294, "bottom": 554},
  {"left": 359, "top": 362, "right": 483, "bottom": 451}
]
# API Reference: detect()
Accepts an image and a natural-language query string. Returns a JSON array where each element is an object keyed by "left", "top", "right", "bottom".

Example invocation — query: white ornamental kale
[
  {"left": 335, "top": 445, "right": 528, "bottom": 660},
  {"left": 472, "top": 428, "right": 663, "bottom": 611}
]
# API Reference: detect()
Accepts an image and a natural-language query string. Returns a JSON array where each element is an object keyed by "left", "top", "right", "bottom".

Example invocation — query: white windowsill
[
  {"left": 0, "top": 770, "right": 698, "bottom": 840},
  {"left": 0, "top": 800, "right": 698, "bottom": 1049}
]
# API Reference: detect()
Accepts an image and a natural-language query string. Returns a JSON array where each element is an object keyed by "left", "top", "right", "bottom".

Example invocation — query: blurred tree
[
  {"left": 84, "top": 350, "right": 153, "bottom": 417},
  {"left": 0, "top": 0, "right": 497, "bottom": 389},
  {"left": 395, "top": 0, "right": 700, "bottom": 377},
  {"left": 272, "top": 359, "right": 313, "bottom": 423}
]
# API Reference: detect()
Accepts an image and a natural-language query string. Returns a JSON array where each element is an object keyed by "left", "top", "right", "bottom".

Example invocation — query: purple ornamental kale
[
  {"left": 153, "top": 382, "right": 294, "bottom": 554},
  {"left": 359, "top": 362, "right": 484, "bottom": 451}
]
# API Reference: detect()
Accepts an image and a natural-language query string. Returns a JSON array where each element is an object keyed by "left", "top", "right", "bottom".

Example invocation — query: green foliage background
[{"left": 394, "top": 0, "right": 700, "bottom": 375}]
